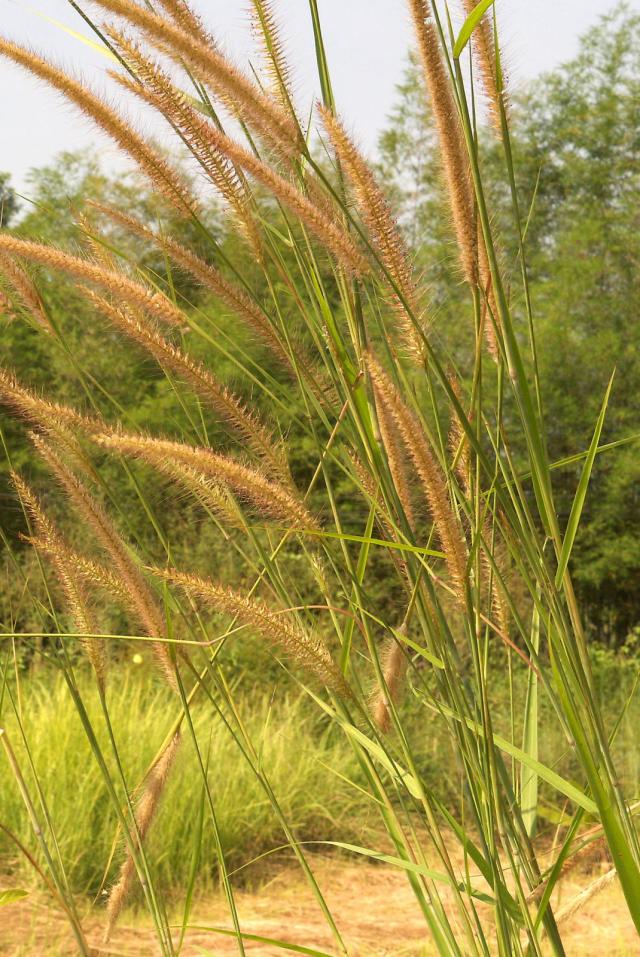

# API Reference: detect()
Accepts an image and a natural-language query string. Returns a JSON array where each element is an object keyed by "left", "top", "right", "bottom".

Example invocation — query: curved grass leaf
[
  {"left": 555, "top": 373, "right": 614, "bottom": 586},
  {"left": 453, "top": 0, "right": 496, "bottom": 58},
  {"left": 0, "top": 888, "right": 28, "bottom": 906}
]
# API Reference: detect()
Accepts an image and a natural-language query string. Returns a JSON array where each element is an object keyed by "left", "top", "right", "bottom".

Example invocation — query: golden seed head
[
  {"left": 320, "top": 105, "right": 427, "bottom": 359},
  {"left": 11, "top": 471, "right": 108, "bottom": 688},
  {"left": 461, "top": 0, "right": 504, "bottom": 131},
  {"left": 372, "top": 626, "right": 409, "bottom": 733},
  {"left": 0, "top": 367, "right": 100, "bottom": 437},
  {"left": 0, "top": 37, "right": 196, "bottom": 215},
  {"left": 95, "top": 428, "right": 317, "bottom": 533},
  {"left": 0, "top": 234, "right": 186, "bottom": 329},
  {"left": 407, "top": 0, "right": 478, "bottom": 285},
  {"left": 0, "top": 253, "right": 52, "bottom": 333},
  {"left": 249, "top": 0, "right": 297, "bottom": 116},
  {"left": 92, "top": 0, "right": 303, "bottom": 157},
  {"left": 367, "top": 351, "right": 468, "bottom": 601},
  {"left": 32, "top": 433, "right": 178, "bottom": 692},
  {"left": 106, "top": 731, "right": 182, "bottom": 936},
  {"left": 154, "top": 566, "right": 351, "bottom": 696}
]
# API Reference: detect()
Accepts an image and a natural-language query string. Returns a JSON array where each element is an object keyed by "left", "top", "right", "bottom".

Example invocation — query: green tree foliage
[
  {"left": 0, "top": 172, "right": 18, "bottom": 226},
  {"left": 378, "top": 3, "right": 640, "bottom": 641},
  {"left": 0, "top": 154, "right": 251, "bottom": 559}
]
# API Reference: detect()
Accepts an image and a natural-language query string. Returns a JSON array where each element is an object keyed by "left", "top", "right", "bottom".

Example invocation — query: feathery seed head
[
  {"left": 153, "top": 567, "right": 351, "bottom": 696},
  {"left": 84, "top": 288, "right": 290, "bottom": 479},
  {"left": 0, "top": 367, "right": 100, "bottom": 438},
  {"left": 95, "top": 428, "right": 317, "bottom": 532},
  {"left": 153, "top": 0, "right": 212, "bottom": 40},
  {"left": 249, "top": 0, "right": 297, "bottom": 117},
  {"left": 320, "top": 105, "right": 427, "bottom": 359},
  {"left": 32, "top": 434, "right": 178, "bottom": 692},
  {"left": 107, "top": 32, "right": 263, "bottom": 260},
  {"left": 372, "top": 624, "right": 409, "bottom": 733},
  {"left": 0, "top": 36, "right": 196, "bottom": 215},
  {"left": 461, "top": 0, "right": 503, "bottom": 131},
  {"left": 367, "top": 351, "right": 468, "bottom": 601},
  {"left": 191, "top": 124, "right": 369, "bottom": 275},
  {"left": 407, "top": 0, "right": 478, "bottom": 285},
  {"left": 91, "top": 0, "right": 304, "bottom": 157},
  {"left": 0, "top": 234, "right": 187, "bottom": 329},
  {"left": 106, "top": 731, "right": 182, "bottom": 936},
  {"left": 12, "top": 472, "right": 107, "bottom": 688},
  {"left": 0, "top": 253, "right": 52, "bottom": 333}
]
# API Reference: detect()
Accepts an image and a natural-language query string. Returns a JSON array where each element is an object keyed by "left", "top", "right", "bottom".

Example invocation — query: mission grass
[{"left": 0, "top": 0, "right": 638, "bottom": 953}]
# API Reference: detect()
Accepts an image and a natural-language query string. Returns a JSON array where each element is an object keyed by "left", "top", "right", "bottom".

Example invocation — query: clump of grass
[{"left": 0, "top": 671, "right": 369, "bottom": 895}]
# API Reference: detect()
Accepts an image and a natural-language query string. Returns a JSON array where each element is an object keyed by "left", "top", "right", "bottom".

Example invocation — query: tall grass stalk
[{"left": 0, "top": 0, "right": 638, "bottom": 953}]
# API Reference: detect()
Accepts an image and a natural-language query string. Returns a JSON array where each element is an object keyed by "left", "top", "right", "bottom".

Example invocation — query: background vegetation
[{"left": 2, "top": 5, "right": 639, "bottom": 644}]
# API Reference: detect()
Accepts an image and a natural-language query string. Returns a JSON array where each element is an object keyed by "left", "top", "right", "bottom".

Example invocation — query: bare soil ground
[{"left": 1, "top": 855, "right": 637, "bottom": 956}]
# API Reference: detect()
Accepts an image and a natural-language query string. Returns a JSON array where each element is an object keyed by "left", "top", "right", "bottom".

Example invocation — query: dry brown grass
[{"left": 1, "top": 851, "right": 635, "bottom": 956}]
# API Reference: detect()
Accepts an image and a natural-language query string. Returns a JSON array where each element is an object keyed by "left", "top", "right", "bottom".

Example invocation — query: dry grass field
[{"left": 2, "top": 852, "right": 636, "bottom": 957}]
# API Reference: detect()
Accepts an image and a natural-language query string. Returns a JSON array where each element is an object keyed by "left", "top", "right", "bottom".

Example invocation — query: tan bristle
[
  {"left": 92, "top": 0, "right": 303, "bottom": 157},
  {"left": 31, "top": 434, "right": 178, "bottom": 692},
  {"left": 88, "top": 202, "right": 290, "bottom": 370},
  {"left": 0, "top": 235, "right": 186, "bottom": 329},
  {"left": 0, "top": 38, "right": 195, "bottom": 215},
  {"left": 0, "top": 288, "right": 17, "bottom": 321},
  {"left": 76, "top": 212, "right": 119, "bottom": 273},
  {"left": 0, "top": 253, "right": 52, "bottom": 334},
  {"left": 320, "top": 106, "right": 426, "bottom": 359},
  {"left": 107, "top": 33, "right": 263, "bottom": 261},
  {"left": 152, "top": 0, "right": 212, "bottom": 41},
  {"left": 0, "top": 367, "right": 100, "bottom": 437},
  {"left": 12, "top": 472, "right": 107, "bottom": 689},
  {"left": 249, "top": 0, "right": 296, "bottom": 116},
  {"left": 367, "top": 352, "right": 468, "bottom": 601},
  {"left": 95, "top": 429, "right": 317, "bottom": 533},
  {"left": 153, "top": 566, "right": 350, "bottom": 696},
  {"left": 204, "top": 126, "right": 368, "bottom": 275},
  {"left": 407, "top": 0, "right": 477, "bottom": 285},
  {"left": 149, "top": 459, "right": 242, "bottom": 529},
  {"left": 43, "top": 545, "right": 134, "bottom": 609},
  {"left": 106, "top": 732, "right": 182, "bottom": 937},
  {"left": 84, "top": 290, "right": 290, "bottom": 481},
  {"left": 461, "top": 0, "right": 502, "bottom": 131},
  {"left": 372, "top": 624, "right": 409, "bottom": 733},
  {"left": 375, "top": 398, "right": 416, "bottom": 531}
]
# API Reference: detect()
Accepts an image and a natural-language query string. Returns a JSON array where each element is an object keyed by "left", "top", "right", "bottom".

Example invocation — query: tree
[
  {"left": 378, "top": 3, "right": 640, "bottom": 640},
  {"left": 0, "top": 172, "right": 18, "bottom": 226}
]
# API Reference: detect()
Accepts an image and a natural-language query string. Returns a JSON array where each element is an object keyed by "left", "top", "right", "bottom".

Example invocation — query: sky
[{"left": 0, "top": 0, "right": 635, "bottom": 195}]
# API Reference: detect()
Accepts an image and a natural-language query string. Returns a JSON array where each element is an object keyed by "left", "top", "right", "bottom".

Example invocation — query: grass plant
[{"left": 0, "top": 1, "right": 638, "bottom": 954}]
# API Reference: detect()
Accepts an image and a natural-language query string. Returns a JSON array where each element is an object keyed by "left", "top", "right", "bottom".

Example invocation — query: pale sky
[{"left": 0, "top": 0, "right": 635, "bottom": 195}]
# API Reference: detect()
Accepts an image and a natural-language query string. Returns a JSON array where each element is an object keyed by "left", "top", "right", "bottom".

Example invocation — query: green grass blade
[
  {"left": 0, "top": 888, "right": 29, "bottom": 906},
  {"left": 521, "top": 595, "right": 540, "bottom": 837},
  {"left": 453, "top": 0, "right": 496, "bottom": 58},
  {"left": 555, "top": 373, "right": 615, "bottom": 587},
  {"left": 192, "top": 930, "right": 334, "bottom": 957}
]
